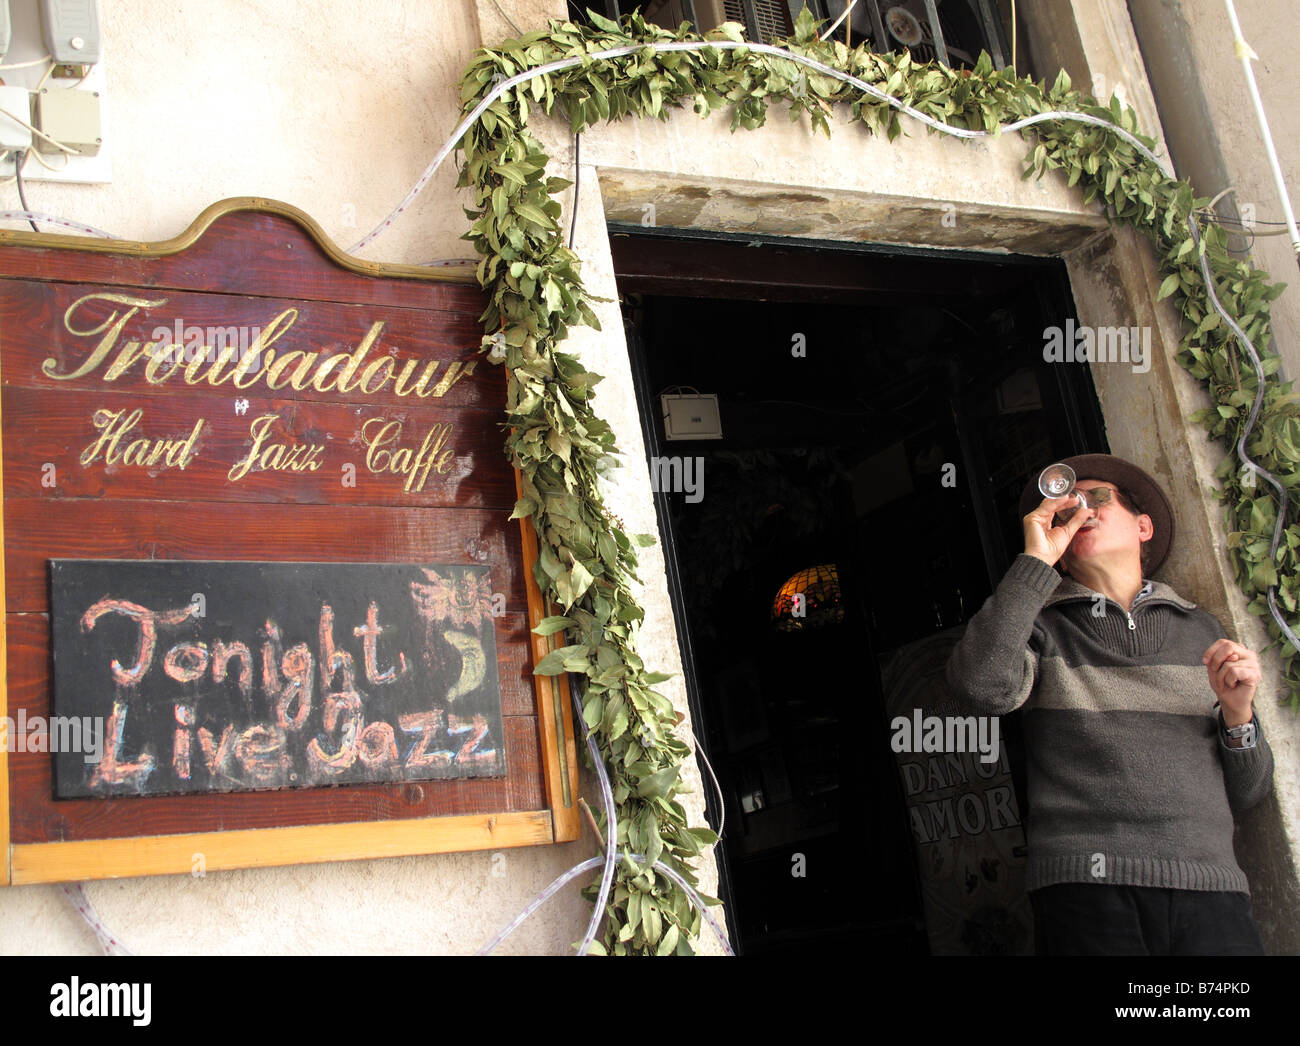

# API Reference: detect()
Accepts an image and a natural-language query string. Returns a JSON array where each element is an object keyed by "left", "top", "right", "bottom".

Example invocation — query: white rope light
[{"left": 348, "top": 37, "right": 1172, "bottom": 254}]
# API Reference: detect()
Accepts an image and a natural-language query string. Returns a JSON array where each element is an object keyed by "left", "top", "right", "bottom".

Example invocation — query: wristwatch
[{"left": 1219, "top": 711, "right": 1259, "bottom": 750}]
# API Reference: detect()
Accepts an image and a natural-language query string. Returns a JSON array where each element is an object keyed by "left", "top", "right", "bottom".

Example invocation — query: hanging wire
[
  {"left": 62, "top": 883, "right": 131, "bottom": 955},
  {"left": 477, "top": 851, "right": 733, "bottom": 955},
  {"left": 0, "top": 209, "right": 122, "bottom": 237},
  {"left": 1187, "top": 211, "right": 1300, "bottom": 658},
  {"left": 490, "top": 0, "right": 523, "bottom": 37},
  {"left": 12, "top": 151, "right": 38, "bottom": 231},
  {"left": 0, "top": 54, "right": 52, "bottom": 70},
  {"left": 348, "top": 37, "right": 1172, "bottom": 254},
  {"left": 7, "top": 33, "right": 1288, "bottom": 957},
  {"left": 818, "top": 0, "right": 860, "bottom": 42},
  {"left": 568, "top": 132, "right": 581, "bottom": 249},
  {"left": 569, "top": 672, "right": 617, "bottom": 955}
]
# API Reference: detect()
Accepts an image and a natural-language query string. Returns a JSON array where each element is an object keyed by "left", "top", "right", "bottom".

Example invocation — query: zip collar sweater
[{"left": 945, "top": 554, "right": 1274, "bottom": 893}]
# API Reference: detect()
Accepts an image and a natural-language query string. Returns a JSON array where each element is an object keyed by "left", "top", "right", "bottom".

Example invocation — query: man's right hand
[{"left": 1023, "top": 495, "right": 1093, "bottom": 567}]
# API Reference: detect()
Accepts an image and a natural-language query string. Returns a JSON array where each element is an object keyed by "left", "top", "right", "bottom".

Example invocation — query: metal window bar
[
  {"left": 864, "top": 0, "right": 888, "bottom": 52},
  {"left": 920, "top": 0, "right": 949, "bottom": 65},
  {"left": 595, "top": 0, "right": 1010, "bottom": 72},
  {"left": 972, "top": 0, "right": 1007, "bottom": 69},
  {"left": 810, "top": 0, "right": 1011, "bottom": 72}
]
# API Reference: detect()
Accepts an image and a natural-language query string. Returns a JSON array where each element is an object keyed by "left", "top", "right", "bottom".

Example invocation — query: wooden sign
[
  {"left": 880, "top": 628, "right": 1033, "bottom": 956},
  {"left": 50, "top": 560, "right": 507, "bottom": 799},
  {"left": 0, "top": 199, "right": 580, "bottom": 885}
]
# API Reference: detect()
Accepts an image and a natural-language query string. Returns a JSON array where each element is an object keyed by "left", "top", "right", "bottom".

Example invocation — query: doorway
[{"left": 613, "top": 227, "right": 1107, "bottom": 955}]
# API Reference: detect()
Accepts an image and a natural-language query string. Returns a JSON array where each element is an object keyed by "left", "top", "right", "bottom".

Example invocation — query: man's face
[{"left": 1058, "top": 479, "right": 1153, "bottom": 575}]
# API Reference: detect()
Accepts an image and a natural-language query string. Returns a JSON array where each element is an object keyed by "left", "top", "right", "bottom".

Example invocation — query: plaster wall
[
  {"left": 2, "top": 0, "right": 1296, "bottom": 955},
  {"left": 0, "top": 0, "right": 615, "bottom": 958},
  {"left": 1126, "top": 0, "right": 1300, "bottom": 378},
  {"left": 1063, "top": 227, "right": 1300, "bottom": 954},
  {"left": 516, "top": 0, "right": 1300, "bottom": 951}
]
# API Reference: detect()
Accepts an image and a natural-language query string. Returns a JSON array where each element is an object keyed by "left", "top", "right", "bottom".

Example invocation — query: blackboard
[{"left": 50, "top": 560, "right": 507, "bottom": 798}]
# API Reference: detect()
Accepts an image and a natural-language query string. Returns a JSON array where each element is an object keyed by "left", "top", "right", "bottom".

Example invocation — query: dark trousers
[{"left": 1030, "top": 883, "right": 1265, "bottom": 956}]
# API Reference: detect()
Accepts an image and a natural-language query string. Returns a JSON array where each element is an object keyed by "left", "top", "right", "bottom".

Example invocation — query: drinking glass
[{"left": 1038, "top": 463, "right": 1110, "bottom": 523}]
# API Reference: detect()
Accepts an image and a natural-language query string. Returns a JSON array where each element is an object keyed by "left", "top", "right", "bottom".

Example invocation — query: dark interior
[{"left": 613, "top": 227, "right": 1107, "bottom": 954}]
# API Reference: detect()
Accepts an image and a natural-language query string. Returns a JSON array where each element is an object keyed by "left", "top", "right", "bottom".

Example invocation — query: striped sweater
[{"left": 945, "top": 553, "right": 1274, "bottom": 894}]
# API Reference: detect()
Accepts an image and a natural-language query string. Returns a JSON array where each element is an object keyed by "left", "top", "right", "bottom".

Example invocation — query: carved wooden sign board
[{"left": 0, "top": 199, "right": 580, "bottom": 886}]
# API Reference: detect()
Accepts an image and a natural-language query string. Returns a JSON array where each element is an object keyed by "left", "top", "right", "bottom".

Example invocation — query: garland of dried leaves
[{"left": 456, "top": 7, "right": 1300, "bottom": 954}]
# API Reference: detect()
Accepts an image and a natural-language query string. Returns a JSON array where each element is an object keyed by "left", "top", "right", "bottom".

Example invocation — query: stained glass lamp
[{"left": 771, "top": 563, "right": 844, "bottom": 631}]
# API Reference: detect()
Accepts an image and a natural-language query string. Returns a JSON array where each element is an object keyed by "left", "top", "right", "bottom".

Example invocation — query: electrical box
[
  {"left": 40, "top": 0, "right": 99, "bottom": 66},
  {"left": 662, "top": 394, "right": 723, "bottom": 440},
  {"left": 0, "top": 0, "right": 108, "bottom": 182},
  {"left": 0, "top": 85, "right": 32, "bottom": 151},
  {"left": 34, "top": 85, "right": 98, "bottom": 154}
]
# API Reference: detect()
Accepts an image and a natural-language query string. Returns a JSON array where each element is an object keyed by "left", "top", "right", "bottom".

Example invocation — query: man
[{"left": 945, "top": 453, "right": 1274, "bottom": 955}]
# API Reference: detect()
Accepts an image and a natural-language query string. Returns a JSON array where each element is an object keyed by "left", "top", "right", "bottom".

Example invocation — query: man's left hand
[{"left": 1203, "top": 639, "right": 1261, "bottom": 726}]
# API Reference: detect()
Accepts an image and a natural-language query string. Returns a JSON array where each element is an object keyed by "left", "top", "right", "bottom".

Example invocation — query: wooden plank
[
  {"left": 1, "top": 500, "right": 530, "bottom": 614},
  {"left": 1, "top": 386, "right": 516, "bottom": 509},
  {"left": 516, "top": 470, "right": 581, "bottom": 844},
  {"left": 0, "top": 201, "right": 576, "bottom": 882},
  {"left": 0, "top": 200, "right": 480, "bottom": 310},
  {"left": 0, "top": 279, "right": 503, "bottom": 411},
  {"left": 9, "top": 709, "right": 543, "bottom": 844},
  {"left": 10, "top": 809, "right": 555, "bottom": 884},
  {"left": 608, "top": 228, "right": 1039, "bottom": 302},
  {"left": 0, "top": 328, "right": 8, "bottom": 886}
]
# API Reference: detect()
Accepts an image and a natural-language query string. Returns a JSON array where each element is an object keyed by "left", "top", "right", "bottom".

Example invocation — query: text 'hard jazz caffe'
[{"left": 0, "top": 200, "right": 580, "bottom": 885}]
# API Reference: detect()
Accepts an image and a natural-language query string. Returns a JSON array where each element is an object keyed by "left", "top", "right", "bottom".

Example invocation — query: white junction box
[
  {"left": 35, "top": 85, "right": 100, "bottom": 154},
  {"left": 0, "top": 0, "right": 109, "bottom": 182},
  {"left": 662, "top": 394, "right": 724, "bottom": 441},
  {"left": 0, "top": 85, "right": 33, "bottom": 151}
]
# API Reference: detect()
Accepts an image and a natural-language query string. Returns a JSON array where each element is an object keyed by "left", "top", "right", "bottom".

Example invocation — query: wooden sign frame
[{"left": 0, "top": 198, "right": 581, "bottom": 885}]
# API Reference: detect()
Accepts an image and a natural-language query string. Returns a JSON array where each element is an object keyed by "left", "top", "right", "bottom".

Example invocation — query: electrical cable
[
  {"left": 12, "top": 150, "right": 37, "bottom": 231},
  {"left": 0, "top": 54, "right": 51, "bottom": 71},
  {"left": 0, "top": 102, "right": 81, "bottom": 154},
  {"left": 1206, "top": 187, "right": 1233, "bottom": 212},
  {"left": 691, "top": 728, "right": 726, "bottom": 841},
  {"left": 1223, "top": 0, "right": 1300, "bottom": 261},
  {"left": 348, "top": 37, "right": 1172, "bottom": 254},
  {"left": 752, "top": 397, "right": 879, "bottom": 417},
  {"left": 8, "top": 34, "right": 1281, "bottom": 957},
  {"left": 24, "top": 145, "right": 70, "bottom": 172},
  {"left": 0, "top": 209, "right": 121, "bottom": 237},
  {"left": 62, "top": 883, "right": 131, "bottom": 955},
  {"left": 568, "top": 132, "right": 581, "bottom": 249},
  {"left": 1011, "top": 0, "right": 1017, "bottom": 74},
  {"left": 1196, "top": 186, "right": 1295, "bottom": 255},
  {"left": 1198, "top": 187, "right": 1294, "bottom": 232},
  {"left": 478, "top": 850, "right": 733, "bottom": 955},
  {"left": 1187, "top": 211, "right": 1300, "bottom": 658},
  {"left": 820, "top": 0, "right": 860, "bottom": 41},
  {"left": 1197, "top": 214, "right": 1294, "bottom": 233},
  {"left": 569, "top": 670, "right": 617, "bottom": 956},
  {"left": 489, "top": 0, "right": 523, "bottom": 37}
]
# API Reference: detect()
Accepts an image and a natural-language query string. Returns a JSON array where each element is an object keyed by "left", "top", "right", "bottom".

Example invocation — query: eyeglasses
[{"left": 1053, "top": 485, "right": 1115, "bottom": 526}]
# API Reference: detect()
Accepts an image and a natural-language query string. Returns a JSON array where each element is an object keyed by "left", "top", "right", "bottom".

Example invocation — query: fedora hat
[{"left": 1018, "top": 453, "right": 1175, "bottom": 573}]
